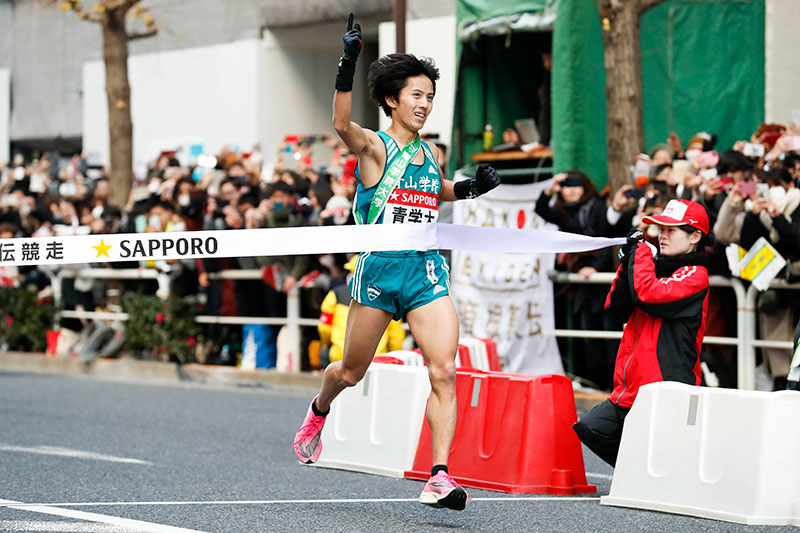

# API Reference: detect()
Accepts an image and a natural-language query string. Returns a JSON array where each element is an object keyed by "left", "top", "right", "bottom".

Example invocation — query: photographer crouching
[{"left": 574, "top": 199, "right": 712, "bottom": 467}]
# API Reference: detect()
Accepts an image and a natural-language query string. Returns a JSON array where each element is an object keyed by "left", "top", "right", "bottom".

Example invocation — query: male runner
[{"left": 293, "top": 13, "right": 500, "bottom": 511}]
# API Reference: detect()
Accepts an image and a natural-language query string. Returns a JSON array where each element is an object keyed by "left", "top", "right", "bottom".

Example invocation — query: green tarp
[
  {"left": 551, "top": 0, "right": 608, "bottom": 185},
  {"left": 454, "top": 0, "right": 765, "bottom": 188},
  {"left": 457, "top": 0, "right": 555, "bottom": 23},
  {"left": 641, "top": 0, "right": 765, "bottom": 156}
]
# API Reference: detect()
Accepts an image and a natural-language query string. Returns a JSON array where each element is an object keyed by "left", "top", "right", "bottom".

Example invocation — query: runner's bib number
[
  {"left": 355, "top": 135, "right": 421, "bottom": 225},
  {"left": 382, "top": 189, "right": 438, "bottom": 225}
]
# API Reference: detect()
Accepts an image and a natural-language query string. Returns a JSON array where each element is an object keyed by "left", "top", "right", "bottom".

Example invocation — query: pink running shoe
[
  {"left": 292, "top": 395, "right": 326, "bottom": 464},
  {"left": 419, "top": 471, "right": 471, "bottom": 510}
]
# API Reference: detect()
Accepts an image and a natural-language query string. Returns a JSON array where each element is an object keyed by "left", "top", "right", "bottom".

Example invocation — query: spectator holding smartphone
[
  {"left": 535, "top": 171, "right": 608, "bottom": 236},
  {"left": 739, "top": 167, "right": 800, "bottom": 390},
  {"left": 536, "top": 171, "right": 618, "bottom": 388}
]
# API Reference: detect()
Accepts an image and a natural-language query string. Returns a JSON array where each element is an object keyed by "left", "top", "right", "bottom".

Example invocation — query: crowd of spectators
[
  {"left": 0, "top": 134, "right": 364, "bottom": 367},
  {"left": 537, "top": 124, "right": 800, "bottom": 391},
  {"left": 2, "top": 124, "right": 799, "bottom": 388}
]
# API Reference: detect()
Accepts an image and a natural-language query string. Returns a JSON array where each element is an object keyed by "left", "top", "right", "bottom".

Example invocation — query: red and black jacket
[{"left": 605, "top": 242, "right": 709, "bottom": 408}]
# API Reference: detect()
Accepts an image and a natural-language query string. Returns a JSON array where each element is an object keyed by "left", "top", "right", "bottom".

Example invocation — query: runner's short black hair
[{"left": 368, "top": 54, "right": 439, "bottom": 118}]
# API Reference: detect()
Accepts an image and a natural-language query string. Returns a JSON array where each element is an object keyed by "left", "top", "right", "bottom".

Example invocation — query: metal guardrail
[
  {"left": 47, "top": 268, "right": 310, "bottom": 362},
  {"left": 42, "top": 266, "right": 795, "bottom": 389},
  {"left": 549, "top": 271, "right": 798, "bottom": 390}
]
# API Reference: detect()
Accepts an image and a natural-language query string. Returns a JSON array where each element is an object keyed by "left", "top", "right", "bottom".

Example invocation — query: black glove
[
  {"left": 454, "top": 164, "right": 501, "bottom": 199},
  {"left": 618, "top": 228, "right": 645, "bottom": 264},
  {"left": 474, "top": 164, "right": 501, "bottom": 195},
  {"left": 335, "top": 14, "right": 362, "bottom": 92},
  {"left": 342, "top": 13, "right": 362, "bottom": 63}
]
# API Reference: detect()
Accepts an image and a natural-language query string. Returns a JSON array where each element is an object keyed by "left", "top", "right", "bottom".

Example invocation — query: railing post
[
  {"left": 46, "top": 271, "right": 64, "bottom": 330},
  {"left": 730, "top": 278, "right": 752, "bottom": 390},
  {"left": 156, "top": 272, "right": 171, "bottom": 300},
  {"left": 286, "top": 285, "right": 302, "bottom": 373},
  {"left": 741, "top": 283, "right": 759, "bottom": 390},
  {"left": 47, "top": 271, "right": 63, "bottom": 306}
]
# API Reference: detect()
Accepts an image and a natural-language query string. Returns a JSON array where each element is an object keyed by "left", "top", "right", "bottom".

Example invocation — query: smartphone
[
  {"left": 696, "top": 151, "right": 719, "bottom": 168},
  {"left": 756, "top": 183, "right": 770, "bottom": 198},
  {"left": 58, "top": 182, "right": 78, "bottom": 196},
  {"left": 562, "top": 176, "right": 583, "bottom": 187},
  {"left": 625, "top": 188, "right": 646, "bottom": 200},
  {"left": 743, "top": 143, "right": 765, "bottom": 158},
  {"left": 699, "top": 168, "right": 718, "bottom": 180},
  {"left": 739, "top": 181, "right": 757, "bottom": 195},
  {"left": 672, "top": 159, "right": 690, "bottom": 185},
  {"left": 784, "top": 135, "right": 800, "bottom": 152},
  {"left": 1, "top": 194, "right": 19, "bottom": 207}
]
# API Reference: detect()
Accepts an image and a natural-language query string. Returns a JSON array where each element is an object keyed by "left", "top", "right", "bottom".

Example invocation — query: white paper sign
[{"left": 451, "top": 174, "right": 564, "bottom": 375}]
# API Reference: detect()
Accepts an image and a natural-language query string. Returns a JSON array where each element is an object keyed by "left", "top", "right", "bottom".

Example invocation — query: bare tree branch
[
  {"left": 637, "top": 0, "right": 667, "bottom": 15},
  {"left": 127, "top": 27, "right": 157, "bottom": 41},
  {"left": 102, "top": 0, "right": 138, "bottom": 11},
  {"left": 75, "top": 10, "right": 104, "bottom": 23}
]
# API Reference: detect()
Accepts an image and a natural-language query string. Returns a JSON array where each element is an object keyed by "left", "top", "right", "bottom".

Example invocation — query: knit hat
[{"left": 648, "top": 143, "right": 674, "bottom": 159}]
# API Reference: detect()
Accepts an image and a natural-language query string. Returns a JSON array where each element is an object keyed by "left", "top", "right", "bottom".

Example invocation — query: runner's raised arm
[{"left": 333, "top": 14, "right": 376, "bottom": 157}]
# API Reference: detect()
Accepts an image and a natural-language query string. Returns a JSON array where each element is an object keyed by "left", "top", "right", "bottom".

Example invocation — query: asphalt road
[{"left": 0, "top": 372, "right": 791, "bottom": 532}]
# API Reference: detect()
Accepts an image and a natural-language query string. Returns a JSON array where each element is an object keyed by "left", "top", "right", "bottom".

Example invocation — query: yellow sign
[{"left": 740, "top": 245, "right": 776, "bottom": 281}]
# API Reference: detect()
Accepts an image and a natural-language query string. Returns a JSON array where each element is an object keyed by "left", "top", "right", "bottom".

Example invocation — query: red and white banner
[{"left": 451, "top": 174, "right": 564, "bottom": 376}]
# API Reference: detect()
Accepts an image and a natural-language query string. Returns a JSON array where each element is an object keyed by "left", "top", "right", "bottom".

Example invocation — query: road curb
[
  {"left": 0, "top": 351, "right": 324, "bottom": 390},
  {"left": 0, "top": 351, "right": 606, "bottom": 410}
]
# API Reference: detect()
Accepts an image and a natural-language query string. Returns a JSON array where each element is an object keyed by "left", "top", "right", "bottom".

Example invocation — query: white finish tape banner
[
  {"left": 451, "top": 176, "right": 566, "bottom": 376},
  {"left": 0, "top": 222, "right": 623, "bottom": 267}
]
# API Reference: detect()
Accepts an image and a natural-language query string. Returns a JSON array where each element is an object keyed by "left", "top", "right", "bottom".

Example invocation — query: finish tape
[{"left": 0, "top": 223, "right": 625, "bottom": 267}]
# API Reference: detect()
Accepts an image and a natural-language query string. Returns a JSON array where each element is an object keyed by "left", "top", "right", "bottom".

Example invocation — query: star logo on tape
[{"left": 93, "top": 239, "right": 113, "bottom": 258}]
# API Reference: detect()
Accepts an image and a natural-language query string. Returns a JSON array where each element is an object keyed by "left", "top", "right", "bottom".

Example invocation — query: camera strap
[{"left": 355, "top": 134, "right": 421, "bottom": 225}]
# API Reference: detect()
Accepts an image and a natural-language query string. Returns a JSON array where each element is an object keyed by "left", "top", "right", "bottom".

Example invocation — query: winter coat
[{"left": 605, "top": 242, "right": 709, "bottom": 407}]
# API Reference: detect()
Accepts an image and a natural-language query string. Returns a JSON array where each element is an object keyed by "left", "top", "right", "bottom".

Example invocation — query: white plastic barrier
[
  {"left": 383, "top": 350, "right": 425, "bottom": 366},
  {"left": 313, "top": 361, "right": 431, "bottom": 477},
  {"left": 601, "top": 382, "right": 800, "bottom": 526},
  {"left": 460, "top": 337, "right": 489, "bottom": 370}
]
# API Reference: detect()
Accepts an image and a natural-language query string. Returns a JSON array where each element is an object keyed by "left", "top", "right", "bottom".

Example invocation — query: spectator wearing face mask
[
  {"left": 0, "top": 223, "right": 21, "bottom": 288},
  {"left": 319, "top": 176, "right": 352, "bottom": 226},
  {"left": 536, "top": 171, "right": 618, "bottom": 389},
  {"left": 698, "top": 150, "right": 753, "bottom": 230},
  {"left": 713, "top": 169, "right": 760, "bottom": 248},
  {"left": 258, "top": 181, "right": 310, "bottom": 294},
  {"left": 739, "top": 167, "right": 800, "bottom": 390},
  {"left": 172, "top": 178, "right": 205, "bottom": 230},
  {"left": 783, "top": 153, "right": 800, "bottom": 184}
]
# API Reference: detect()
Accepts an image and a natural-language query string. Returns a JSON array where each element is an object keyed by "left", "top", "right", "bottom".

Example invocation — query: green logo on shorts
[{"left": 367, "top": 284, "right": 382, "bottom": 301}]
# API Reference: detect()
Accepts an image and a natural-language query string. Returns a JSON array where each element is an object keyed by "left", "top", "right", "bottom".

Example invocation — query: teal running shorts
[{"left": 348, "top": 251, "right": 450, "bottom": 320}]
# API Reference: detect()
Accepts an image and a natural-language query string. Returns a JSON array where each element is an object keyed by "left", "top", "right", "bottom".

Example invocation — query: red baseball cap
[{"left": 642, "top": 199, "right": 709, "bottom": 235}]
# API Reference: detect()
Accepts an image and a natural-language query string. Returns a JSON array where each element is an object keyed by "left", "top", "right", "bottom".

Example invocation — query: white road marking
[
  {"left": 586, "top": 472, "right": 614, "bottom": 481},
  {"left": 3, "top": 496, "right": 601, "bottom": 507},
  {"left": 0, "top": 500, "right": 205, "bottom": 533},
  {"left": 0, "top": 445, "right": 151, "bottom": 465},
  {"left": 0, "top": 520, "right": 140, "bottom": 532}
]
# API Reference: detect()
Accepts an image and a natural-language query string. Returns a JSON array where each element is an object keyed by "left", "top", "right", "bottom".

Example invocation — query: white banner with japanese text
[{"left": 451, "top": 175, "right": 563, "bottom": 375}]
